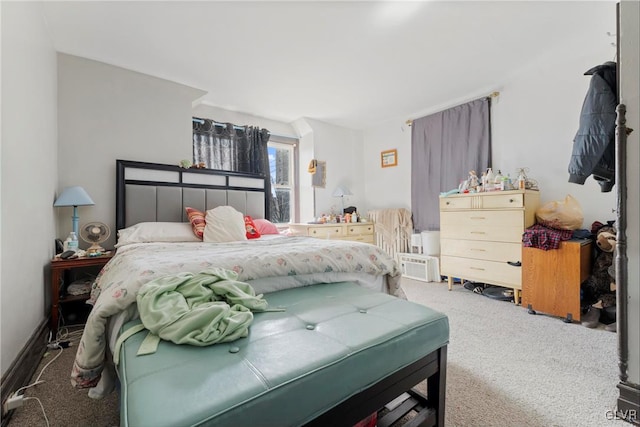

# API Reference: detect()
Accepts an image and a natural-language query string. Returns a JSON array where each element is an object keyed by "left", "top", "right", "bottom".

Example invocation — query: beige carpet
[
  {"left": 402, "top": 278, "right": 626, "bottom": 427},
  {"left": 5, "top": 329, "right": 119, "bottom": 427},
  {"left": 6, "top": 278, "right": 628, "bottom": 427}
]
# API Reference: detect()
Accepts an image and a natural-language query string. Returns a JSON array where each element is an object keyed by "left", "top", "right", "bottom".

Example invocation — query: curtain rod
[
  {"left": 192, "top": 117, "right": 299, "bottom": 140},
  {"left": 405, "top": 91, "right": 500, "bottom": 126}
]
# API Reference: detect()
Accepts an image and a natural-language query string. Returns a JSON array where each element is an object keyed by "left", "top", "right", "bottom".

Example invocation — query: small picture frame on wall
[{"left": 381, "top": 149, "right": 398, "bottom": 168}]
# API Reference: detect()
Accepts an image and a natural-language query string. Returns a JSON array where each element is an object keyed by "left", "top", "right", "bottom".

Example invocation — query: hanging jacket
[{"left": 568, "top": 61, "right": 618, "bottom": 192}]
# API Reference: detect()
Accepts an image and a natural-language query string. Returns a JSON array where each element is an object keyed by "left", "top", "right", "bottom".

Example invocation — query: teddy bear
[{"left": 581, "top": 223, "right": 617, "bottom": 330}]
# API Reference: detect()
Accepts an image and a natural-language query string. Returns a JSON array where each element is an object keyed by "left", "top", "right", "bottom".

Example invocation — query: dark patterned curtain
[{"left": 192, "top": 118, "right": 271, "bottom": 175}]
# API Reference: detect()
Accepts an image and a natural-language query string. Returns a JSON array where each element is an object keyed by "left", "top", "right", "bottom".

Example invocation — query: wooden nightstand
[{"left": 50, "top": 253, "right": 113, "bottom": 333}]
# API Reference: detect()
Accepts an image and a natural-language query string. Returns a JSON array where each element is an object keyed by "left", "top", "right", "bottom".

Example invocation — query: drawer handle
[
  {"left": 509, "top": 198, "right": 515, "bottom": 203},
  {"left": 470, "top": 231, "right": 486, "bottom": 235},
  {"left": 470, "top": 248, "right": 486, "bottom": 252},
  {"left": 446, "top": 201, "right": 450, "bottom": 205},
  {"left": 470, "top": 216, "right": 486, "bottom": 220},
  {"left": 507, "top": 261, "right": 522, "bottom": 267},
  {"left": 470, "top": 267, "right": 485, "bottom": 271}
]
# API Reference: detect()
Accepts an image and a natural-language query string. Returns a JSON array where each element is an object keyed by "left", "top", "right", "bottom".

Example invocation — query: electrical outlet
[{"left": 4, "top": 394, "right": 24, "bottom": 411}]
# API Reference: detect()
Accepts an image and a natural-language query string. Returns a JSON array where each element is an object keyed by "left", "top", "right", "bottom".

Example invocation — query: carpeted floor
[{"left": 6, "top": 278, "right": 627, "bottom": 427}]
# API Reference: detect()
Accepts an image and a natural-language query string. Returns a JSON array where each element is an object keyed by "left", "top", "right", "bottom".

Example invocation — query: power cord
[
  {"left": 23, "top": 397, "right": 50, "bottom": 427},
  {"left": 5, "top": 343, "right": 64, "bottom": 421}
]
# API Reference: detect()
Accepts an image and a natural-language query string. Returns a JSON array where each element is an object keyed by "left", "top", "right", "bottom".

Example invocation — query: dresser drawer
[
  {"left": 441, "top": 240, "right": 522, "bottom": 263},
  {"left": 340, "top": 235, "right": 374, "bottom": 244},
  {"left": 440, "top": 223, "right": 524, "bottom": 243},
  {"left": 441, "top": 256, "right": 522, "bottom": 288},
  {"left": 439, "top": 197, "right": 472, "bottom": 210},
  {"left": 440, "top": 210, "right": 524, "bottom": 227},
  {"left": 307, "top": 226, "right": 344, "bottom": 238},
  {"left": 482, "top": 193, "right": 524, "bottom": 209},
  {"left": 346, "top": 224, "right": 374, "bottom": 236},
  {"left": 440, "top": 192, "right": 525, "bottom": 210}
]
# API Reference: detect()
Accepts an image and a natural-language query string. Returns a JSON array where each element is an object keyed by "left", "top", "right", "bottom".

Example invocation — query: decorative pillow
[
  {"left": 203, "top": 206, "right": 248, "bottom": 243},
  {"left": 253, "top": 218, "right": 280, "bottom": 235},
  {"left": 185, "top": 207, "right": 205, "bottom": 239},
  {"left": 116, "top": 222, "right": 201, "bottom": 248},
  {"left": 244, "top": 216, "right": 261, "bottom": 239}
]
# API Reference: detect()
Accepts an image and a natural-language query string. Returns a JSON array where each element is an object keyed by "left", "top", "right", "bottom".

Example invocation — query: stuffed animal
[{"left": 581, "top": 223, "right": 617, "bottom": 330}]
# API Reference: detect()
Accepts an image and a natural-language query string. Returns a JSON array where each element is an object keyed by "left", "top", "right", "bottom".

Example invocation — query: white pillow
[
  {"left": 116, "top": 222, "right": 201, "bottom": 247},
  {"left": 203, "top": 206, "right": 248, "bottom": 243}
]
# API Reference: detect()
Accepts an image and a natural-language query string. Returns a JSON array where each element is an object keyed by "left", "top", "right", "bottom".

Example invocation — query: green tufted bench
[{"left": 118, "top": 281, "right": 449, "bottom": 427}]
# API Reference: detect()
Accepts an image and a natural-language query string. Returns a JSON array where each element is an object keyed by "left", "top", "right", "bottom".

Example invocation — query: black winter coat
[{"left": 568, "top": 61, "right": 618, "bottom": 192}]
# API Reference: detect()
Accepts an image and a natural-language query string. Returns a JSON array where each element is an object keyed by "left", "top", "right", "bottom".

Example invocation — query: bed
[{"left": 71, "top": 160, "right": 449, "bottom": 426}]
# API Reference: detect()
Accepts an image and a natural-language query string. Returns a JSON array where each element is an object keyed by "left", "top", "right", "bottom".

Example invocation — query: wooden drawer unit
[
  {"left": 439, "top": 190, "right": 540, "bottom": 304},
  {"left": 288, "top": 222, "right": 374, "bottom": 243},
  {"left": 522, "top": 239, "right": 591, "bottom": 322}
]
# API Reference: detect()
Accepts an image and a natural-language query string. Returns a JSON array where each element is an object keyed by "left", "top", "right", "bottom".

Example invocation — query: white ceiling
[{"left": 41, "top": 1, "right": 616, "bottom": 130}]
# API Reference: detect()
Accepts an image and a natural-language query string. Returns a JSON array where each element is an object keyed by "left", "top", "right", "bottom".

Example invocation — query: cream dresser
[
  {"left": 439, "top": 190, "right": 540, "bottom": 304},
  {"left": 288, "top": 222, "right": 375, "bottom": 244}
]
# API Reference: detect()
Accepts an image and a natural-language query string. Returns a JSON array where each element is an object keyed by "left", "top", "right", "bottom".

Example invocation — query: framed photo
[{"left": 381, "top": 149, "right": 398, "bottom": 168}]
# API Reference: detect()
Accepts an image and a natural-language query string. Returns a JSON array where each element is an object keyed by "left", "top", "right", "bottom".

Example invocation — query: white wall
[
  {"left": 302, "top": 119, "right": 365, "bottom": 220},
  {"left": 57, "top": 54, "right": 206, "bottom": 249},
  {"left": 1, "top": 2, "right": 58, "bottom": 376},
  {"left": 362, "top": 122, "right": 412, "bottom": 213},
  {"left": 192, "top": 104, "right": 297, "bottom": 138},
  {"left": 362, "top": 3, "right": 617, "bottom": 230},
  {"left": 619, "top": 0, "right": 639, "bottom": 387}
]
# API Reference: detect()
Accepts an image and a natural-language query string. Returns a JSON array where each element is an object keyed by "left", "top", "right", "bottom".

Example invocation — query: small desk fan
[{"left": 80, "top": 222, "right": 111, "bottom": 254}]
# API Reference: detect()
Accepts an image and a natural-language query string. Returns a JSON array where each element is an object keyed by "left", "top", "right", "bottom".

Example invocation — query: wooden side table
[
  {"left": 521, "top": 239, "right": 591, "bottom": 322},
  {"left": 50, "top": 253, "right": 113, "bottom": 333}
]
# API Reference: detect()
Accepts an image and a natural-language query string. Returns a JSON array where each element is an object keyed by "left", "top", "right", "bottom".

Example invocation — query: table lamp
[
  {"left": 332, "top": 186, "right": 352, "bottom": 214},
  {"left": 54, "top": 186, "right": 95, "bottom": 236}
]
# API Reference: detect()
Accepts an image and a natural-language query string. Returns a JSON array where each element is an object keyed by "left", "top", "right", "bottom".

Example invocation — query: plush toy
[{"left": 581, "top": 223, "right": 617, "bottom": 330}]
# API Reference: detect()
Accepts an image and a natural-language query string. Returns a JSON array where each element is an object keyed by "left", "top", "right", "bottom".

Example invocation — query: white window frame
[{"left": 268, "top": 139, "right": 298, "bottom": 224}]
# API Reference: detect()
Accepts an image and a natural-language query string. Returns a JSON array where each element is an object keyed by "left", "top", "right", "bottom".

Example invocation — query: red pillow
[
  {"left": 253, "top": 218, "right": 280, "bottom": 235},
  {"left": 185, "top": 207, "right": 205, "bottom": 239},
  {"left": 244, "top": 216, "right": 261, "bottom": 239}
]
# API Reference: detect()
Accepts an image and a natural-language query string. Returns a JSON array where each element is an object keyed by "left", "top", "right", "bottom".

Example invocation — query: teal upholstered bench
[{"left": 118, "top": 281, "right": 449, "bottom": 427}]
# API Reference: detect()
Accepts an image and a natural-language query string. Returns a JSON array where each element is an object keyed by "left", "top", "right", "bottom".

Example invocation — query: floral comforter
[{"left": 71, "top": 236, "right": 400, "bottom": 388}]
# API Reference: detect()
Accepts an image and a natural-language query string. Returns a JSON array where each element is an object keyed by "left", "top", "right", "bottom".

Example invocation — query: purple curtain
[{"left": 411, "top": 98, "right": 491, "bottom": 231}]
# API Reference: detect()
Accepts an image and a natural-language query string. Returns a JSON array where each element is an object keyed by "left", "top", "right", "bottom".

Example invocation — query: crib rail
[{"left": 367, "top": 208, "right": 413, "bottom": 259}]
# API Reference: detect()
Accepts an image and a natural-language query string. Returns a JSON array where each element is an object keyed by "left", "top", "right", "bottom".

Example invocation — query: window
[{"left": 268, "top": 140, "right": 297, "bottom": 224}]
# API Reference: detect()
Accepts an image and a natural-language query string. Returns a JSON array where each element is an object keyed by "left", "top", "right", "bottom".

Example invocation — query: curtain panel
[
  {"left": 192, "top": 118, "right": 272, "bottom": 219},
  {"left": 411, "top": 98, "right": 491, "bottom": 231},
  {"left": 192, "top": 119, "right": 271, "bottom": 175}
]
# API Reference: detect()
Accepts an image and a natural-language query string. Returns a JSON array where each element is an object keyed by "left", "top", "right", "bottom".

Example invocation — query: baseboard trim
[
  {"left": 0, "top": 319, "right": 49, "bottom": 426},
  {"left": 618, "top": 381, "right": 640, "bottom": 425}
]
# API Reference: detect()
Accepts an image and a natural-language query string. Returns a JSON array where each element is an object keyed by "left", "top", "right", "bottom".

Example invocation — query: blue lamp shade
[{"left": 54, "top": 186, "right": 95, "bottom": 236}]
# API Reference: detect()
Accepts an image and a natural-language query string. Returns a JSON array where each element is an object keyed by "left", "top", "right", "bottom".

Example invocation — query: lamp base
[{"left": 87, "top": 243, "right": 105, "bottom": 255}]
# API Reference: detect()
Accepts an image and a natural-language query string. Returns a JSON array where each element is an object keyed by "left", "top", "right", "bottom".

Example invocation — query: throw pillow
[
  {"left": 203, "top": 206, "right": 248, "bottom": 243},
  {"left": 244, "top": 216, "right": 261, "bottom": 239},
  {"left": 185, "top": 207, "right": 206, "bottom": 239},
  {"left": 253, "top": 218, "right": 280, "bottom": 235}
]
